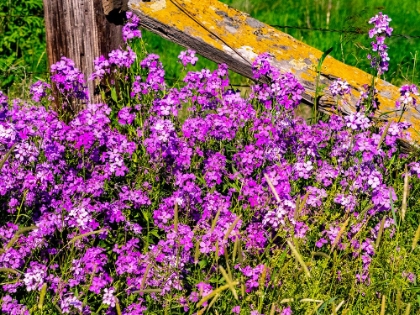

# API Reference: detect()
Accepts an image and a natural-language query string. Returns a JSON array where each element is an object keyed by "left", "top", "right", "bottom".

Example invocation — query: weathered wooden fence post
[
  {"left": 43, "top": 0, "right": 127, "bottom": 102},
  {"left": 128, "top": 0, "right": 420, "bottom": 145}
]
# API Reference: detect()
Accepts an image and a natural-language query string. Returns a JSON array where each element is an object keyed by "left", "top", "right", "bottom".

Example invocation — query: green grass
[
  {"left": 143, "top": 0, "right": 420, "bottom": 86},
  {"left": 0, "top": 0, "right": 46, "bottom": 95}
]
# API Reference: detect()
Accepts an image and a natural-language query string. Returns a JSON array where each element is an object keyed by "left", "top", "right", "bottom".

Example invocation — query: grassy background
[
  {"left": 1, "top": 0, "right": 420, "bottom": 93},
  {"left": 143, "top": 0, "right": 420, "bottom": 87},
  {"left": 0, "top": 0, "right": 46, "bottom": 95}
]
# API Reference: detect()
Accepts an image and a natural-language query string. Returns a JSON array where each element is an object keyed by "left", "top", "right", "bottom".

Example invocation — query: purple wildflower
[
  {"left": 23, "top": 261, "right": 47, "bottom": 291},
  {"left": 396, "top": 84, "right": 419, "bottom": 109},
  {"left": 90, "top": 55, "right": 111, "bottom": 80},
  {"left": 109, "top": 46, "right": 136, "bottom": 68},
  {"left": 118, "top": 107, "right": 136, "bottom": 125},
  {"left": 367, "top": 12, "right": 393, "bottom": 74},
  {"left": 29, "top": 80, "right": 51, "bottom": 102},
  {"left": 122, "top": 11, "right": 142, "bottom": 42},
  {"left": 51, "top": 56, "right": 88, "bottom": 101},
  {"left": 178, "top": 49, "right": 198, "bottom": 67},
  {"left": 329, "top": 79, "right": 351, "bottom": 96},
  {"left": 103, "top": 287, "right": 117, "bottom": 307}
]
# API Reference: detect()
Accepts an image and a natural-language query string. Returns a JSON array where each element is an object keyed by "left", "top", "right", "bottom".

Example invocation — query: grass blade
[
  {"left": 38, "top": 283, "right": 47, "bottom": 310},
  {"left": 196, "top": 282, "right": 239, "bottom": 308},
  {"left": 0, "top": 143, "right": 17, "bottom": 172}
]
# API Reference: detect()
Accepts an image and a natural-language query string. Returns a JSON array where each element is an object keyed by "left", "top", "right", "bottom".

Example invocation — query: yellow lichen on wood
[{"left": 128, "top": 0, "right": 420, "bottom": 144}]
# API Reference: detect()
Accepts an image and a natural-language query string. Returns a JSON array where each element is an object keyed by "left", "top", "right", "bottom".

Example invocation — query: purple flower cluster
[
  {"left": 122, "top": 11, "right": 142, "bottom": 42},
  {"left": 367, "top": 12, "right": 393, "bottom": 75},
  {"left": 251, "top": 53, "right": 304, "bottom": 110},
  {"left": 29, "top": 80, "right": 51, "bottom": 102},
  {"left": 90, "top": 47, "right": 136, "bottom": 81},
  {"left": 396, "top": 84, "right": 419, "bottom": 109},
  {"left": 131, "top": 54, "right": 165, "bottom": 96},
  {"left": 51, "top": 56, "right": 89, "bottom": 102},
  {"left": 329, "top": 79, "right": 351, "bottom": 96},
  {"left": 0, "top": 11, "right": 418, "bottom": 315},
  {"left": 178, "top": 49, "right": 198, "bottom": 67}
]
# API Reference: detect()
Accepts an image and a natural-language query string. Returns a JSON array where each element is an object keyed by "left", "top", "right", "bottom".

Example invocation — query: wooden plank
[
  {"left": 43, "top": 0, "right": 125, "bottom": 103},
  {"left": 128, "top": 0, "right": 420, "bottom": 144}
]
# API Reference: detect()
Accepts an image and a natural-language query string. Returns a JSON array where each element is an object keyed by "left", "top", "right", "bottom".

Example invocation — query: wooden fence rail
[{"left": 128, "top": 0, "right": 420, "bottom": 145}]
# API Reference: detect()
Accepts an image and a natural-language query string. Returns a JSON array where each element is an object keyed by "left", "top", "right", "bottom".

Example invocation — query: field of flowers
[{"left": 1, "top": 10, "right": 420, "bottom": 315}]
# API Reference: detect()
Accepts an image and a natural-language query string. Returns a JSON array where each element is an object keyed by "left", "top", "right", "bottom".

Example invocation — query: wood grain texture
[
  {"left": 102, "top": 0, "right": 128, "bottom": 15},
  {"left": 43, "top": 0, "right": 124, "bottom": 103},
  {"left": 128, "top": 0, "right": 420, "bottom": 145}
]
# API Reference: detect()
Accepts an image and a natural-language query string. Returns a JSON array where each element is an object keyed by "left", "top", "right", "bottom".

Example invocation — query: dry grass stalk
[
  {"left": 194, "top": 239, "right": 201, "bottom": 264},
  {"left": 401, "top": 165, "right": 410, "bottom": 221},
  {"left": 0, "top": 268, "right": 22, "bottom": 275},
  {"left": 134, "top": 288, "right": 162, "bottom": 294},
  {"left": 116, "top": 299, "right": 122, "bottom": 315},
  {"left": 224, "top": 250, "right": 233, "bottom": 281},
  {"left": 140, "top": 263, "right": 152, "bottom": 291},
  {"left": 68, "top": 229, "right": 106, "bottom": 245},
  {"left": 219, "top": 266, "right": 238, "bottom": 300},
  {"left": 287, "top": 240, "right": 311, "bottom": 278},
  {"left": 380, "top": 295, "right": 386, "bottom": 315},
  {"left": 223, "top": 215, "right": 242, "bottom": 242},
  {"left": 196, "top": 282, "right": 239, "bottom": 308},
  {"left": 300, "top": 298, "right": 323, "bottom": 303},
  {"left": 211, "top": 208, "right": 222, "bottom": 232},
  {"left": 299, "top": 190, "right": 310, "bottom": 214},
  {"left": 0, "top": 143, "right": 17, "bottom": 171},
  {"left": 412, "top": 223, "right": 420, "bottom": 251},
  {"left": 264, "top": 173, "right": 280, "bottom": 203},
  {"left": 377, "top": 121, "right": 392, "bottom": 150},
  {"left": 396, "top": 290, "right": 402, "bottom": 314},
  {"left": 375, "top": 216, "right": 386, "bottom": 249},
  {"left": 269, "top": 303, "right": 276, "bottom": 315},
  {"left": 207, "top": 293, "right": 220, "bottom": 311},
  {"left": 259, "top": 265, "right": 267, "bottom": 288},
  {"left": 38, "top": 283, "right": 47, "bottom": 310},
  {"left": 335, "top": 300, "right": 345, "bottom": 313},
  {"left": 174, "top": 202, "right": 178, "bottom": 233},
  {"left": 330, "top": 218, "right": 350, "bottom": 253},
  {"left": 1, "top": 225, "right": 37, "bottom": 253},
  {"left": 232, "top": 237, "right": 239, "bottom": 263}
]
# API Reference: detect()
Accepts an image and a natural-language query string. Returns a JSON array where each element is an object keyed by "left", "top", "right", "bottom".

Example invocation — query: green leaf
[
  {"left": 132, "top": 152, "right": 138, "bottom": 163},
  {"left": 317, "top": 47, "right": 334, "bottom": 72},
  {"left": 111, "top": 87, "right": 118, "bottom": 103},
  {"left": 198, "top": 259, "right": 208, "bottom": 269},
  {"left": 316, "top": 297, "right": 337, "bottom": 314}
]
